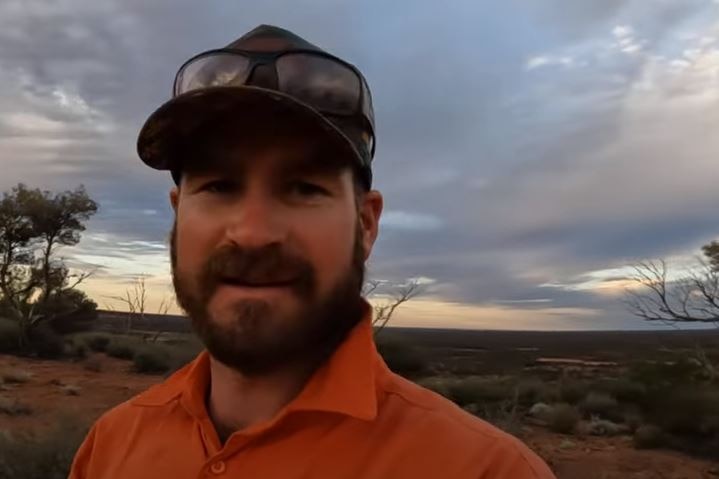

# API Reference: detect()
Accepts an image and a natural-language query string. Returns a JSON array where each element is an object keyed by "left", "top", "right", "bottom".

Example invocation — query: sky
[{"left": 2, "top": 0, "right": 718, "bottom": 330}]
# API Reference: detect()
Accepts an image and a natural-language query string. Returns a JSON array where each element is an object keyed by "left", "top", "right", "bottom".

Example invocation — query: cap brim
[{"left": 137, "top": 86, "right": 361, "bottom": 172}]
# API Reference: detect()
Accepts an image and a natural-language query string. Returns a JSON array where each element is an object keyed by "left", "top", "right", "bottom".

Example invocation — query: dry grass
[{"left": 1, "top": 369, "right": 32, "bottom": 384}]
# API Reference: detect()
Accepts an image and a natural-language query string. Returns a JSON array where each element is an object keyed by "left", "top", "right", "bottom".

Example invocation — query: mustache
[{"left": 200, "top": 243, "right": 315, "bottom": 295}]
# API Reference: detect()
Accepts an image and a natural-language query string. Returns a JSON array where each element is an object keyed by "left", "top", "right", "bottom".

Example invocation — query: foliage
[
  {"left": 375, "top": 338, "right": 429, "bottom": 378},
  {"left": 558, "top": 379, "right": 589, "bottom": 405},
  {"left": 633, "top": 424, "right": 665, "bottom": 449},
  {"left": 133, "top": 349, "right": 171, "bottom": 374},
  {"left": 106, "top": 340, "right": 137, "bottom": 360},
  {"left": 27, "top": 325, "right": 65, "bottom": 359},
  {"left": 81, "top": 333, "right": 111, "bottom": 352},
  {"left": 0, "top": 183, "right": 98, "bottom": 351},
  {"left": 0, "top": 414, "right": 89, "bottom": 479},
  {"left": 447, "top": 376, "right": 514, "bottom": 406},
  {"left": 580, "top": 391, "right": 619, "bottom": 418},
  {"left": 547, "top": 403, "right": 580, "bottom": 434},
  {"left": 0, "top": 319, "right": 20, "bottom": 354}
]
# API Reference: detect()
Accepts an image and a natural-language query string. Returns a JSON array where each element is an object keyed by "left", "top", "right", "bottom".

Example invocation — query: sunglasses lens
[
  {"left": 276, "top": 53, "right": 360, "bottom": 115},
  {"left": 175, "top": 53, "right": 251, "bottom": 95}
]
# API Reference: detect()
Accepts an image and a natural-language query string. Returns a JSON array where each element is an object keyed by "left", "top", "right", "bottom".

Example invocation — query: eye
[
  {"left": 201, "top": 180, "right": 235, "bottom": 194},
  {"left": 289, "top": 181, "right": 329, "bottom": 197}
]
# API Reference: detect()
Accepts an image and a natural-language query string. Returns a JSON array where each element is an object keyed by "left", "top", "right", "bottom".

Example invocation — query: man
[{"left": 69, "top": 25, "right": 556, "bottom": 479}]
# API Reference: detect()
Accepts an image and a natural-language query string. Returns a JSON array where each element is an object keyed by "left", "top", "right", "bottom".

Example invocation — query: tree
[
  {"left": 0, "top": 183, "right": 98, "bottom": 347},
  {"left": 625, "top": 243, "right": 719, "bottom": 325},
  {"left": 625, "top": 242, "right": 718, "bottom": 381},
  {"left": 363, "top": 278, "right": 424, "bottom": 334}
]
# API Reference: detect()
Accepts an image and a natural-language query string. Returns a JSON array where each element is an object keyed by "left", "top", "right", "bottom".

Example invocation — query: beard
[{"left": 169, "top": 219, "right": 367, "bottom": 376}]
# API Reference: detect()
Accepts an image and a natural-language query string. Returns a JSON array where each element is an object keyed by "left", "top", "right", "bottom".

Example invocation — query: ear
[
  {"left": 358, "top": 190, "right": 383, "bottom": 261},
  {"left": 170, "top": 186, "right": 179, "bottom": 213}
]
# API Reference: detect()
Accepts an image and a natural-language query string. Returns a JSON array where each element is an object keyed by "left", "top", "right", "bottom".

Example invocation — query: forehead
[{"left": 179, "top": 115, "right": 355, "bottom": 180}]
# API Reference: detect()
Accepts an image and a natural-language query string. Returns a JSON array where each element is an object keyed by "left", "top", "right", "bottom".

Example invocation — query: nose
[{"left": 223, "top": 187, "right": 287, "bottom": 249}]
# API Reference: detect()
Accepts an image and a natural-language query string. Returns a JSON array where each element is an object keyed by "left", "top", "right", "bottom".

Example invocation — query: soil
[{"left": 1, "top": 353, "right": 718, "bottom": 479}]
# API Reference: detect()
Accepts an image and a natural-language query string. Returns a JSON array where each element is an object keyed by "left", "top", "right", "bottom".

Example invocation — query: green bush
[
  {"left": 0, "top": 414, "right": 89, "bottom": 479},
  {"left": 36, "top": 289, "right": 98, "bottom": 335},
  {"left": 581, "top": 391, "right": 619, "bottom": 418},
  {"left": 416, "top": 377, "right": 452, "bottom": 398},
  {"left": 70, "top": 343, "right": 88, "bottom": 360},
  {"left": 559, "top": 380, "right": 589, "bottom": 405},
  {"left": 606, "top": 379, "right": 647, "bottom": 403},
  {"left": 548, "top": 403, "right": 580, "bottom": 434},
  {"left": 647, "top": 388, "right": 719, "bottom": 437},
  {"left": 83, "top": 334, "right": 111, "bottom": 353},
  {"left": 376, "top": 339, "right": 429, "bottom": 378},
  {"left": 516, "top": 377, "right": 557, "bottom": 406},
  {"left": 0, "top": 320, "right": 20, "bottom": 354},
  {"left": 133, "top": 349, "right": 171, "bottom": 374},
  {"left": 630, "top": 357, "right": 705, "bottom": 387},
  {"left": 448, "top": 377, "right": 514, "bottom": 407},
  {"left": 106, "top": 341, "right": 136, "bottom": 360},
  {"left": 28, "top": 326, "right": 65, "bottom": 359},
  {"left": 634, "top": 424, "right": 665, "bottom": 449}
]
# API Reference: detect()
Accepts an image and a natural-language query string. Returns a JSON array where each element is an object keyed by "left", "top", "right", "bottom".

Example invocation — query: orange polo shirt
[{"left": 69, "top": 302, "right": 556, "bottom": 479}]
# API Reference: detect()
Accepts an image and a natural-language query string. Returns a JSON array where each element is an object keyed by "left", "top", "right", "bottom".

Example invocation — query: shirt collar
[{"left": 132, "top": 298, "right": 380, "bottom": 422}]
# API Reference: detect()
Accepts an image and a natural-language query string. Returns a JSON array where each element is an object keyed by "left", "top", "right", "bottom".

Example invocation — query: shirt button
[{"left": 210, "top": 461, "right": 226, "bottom": 474}]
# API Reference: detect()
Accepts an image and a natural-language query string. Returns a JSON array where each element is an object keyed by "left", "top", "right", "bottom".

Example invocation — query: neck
[{"left": 206, "top": 355, "right": 319, "bottom": 444}]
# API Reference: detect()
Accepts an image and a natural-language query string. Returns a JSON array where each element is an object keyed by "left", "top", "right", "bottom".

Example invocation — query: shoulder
[{"left": 377, "top": 371, "right": 556, "bottom": 478}]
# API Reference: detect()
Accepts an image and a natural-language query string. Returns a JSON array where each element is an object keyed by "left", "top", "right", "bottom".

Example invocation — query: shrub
[
  {"left": 0, "top": 414, "right": 89, "bottom": 479},
  {"left": 580, "top": 391, "right": 618, "bottom": 418},
  {"left": 375, "top": 339, "right": 429, "bottom": 378},
  {"left": 0, "top": 320, "right": 20, "bottom": 354},
  {"left": 528, "top": 402, "right": 554, "bottom": 422},
  {"left": 607, "top": 379, "right": 647, "bottom": 403},
  {"left": 83, "top": 334, "right": 111, "bottom": 353},
  {"left": 634, "top": 424, "right": 665, "bottom": 449},
  {"left": 448, "top": 377, "right": 514, "bottom": 407},
  {"left": 559, "top": 380, "right": 589, "bottom": 405},
  {"left": 647, "top": 388, "right": 719, "bottom": 437},
  {"left": 133, "top": 349, "right": 171, "bottom": 374},
  {"left": 28, "top": 326, "right": 65, "bottom": 359},
  {"left": 516, "top": 377, "right": 557, "bottom": 406},
  {"left": 0, "top": 396, "right": 32, "bottom": 416},
  {"left": 548, "top": 403, "right": 580, "bottom": 434},
  {"left": 416, "top": 377, "right": 452, "bottom": 398},
  {"left": 106, "top": 341, "right": 137, "bottom": 360},
  {"left": 1, "top": 369, "right": 32, "bottom": 384},
  {"left": 36, "top": 289, "right": 98, "bottom": 334},
  {"left": 584, "top": 418, "right": 627, "bottom": 436}
]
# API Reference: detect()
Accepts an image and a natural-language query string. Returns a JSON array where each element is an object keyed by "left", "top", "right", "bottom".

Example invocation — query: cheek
[
  {"left": 175, "top": 212, "right": 215, "bottom": 274},
  {"left": 297, "top": 212, "right": 356, "bottom": 283}
]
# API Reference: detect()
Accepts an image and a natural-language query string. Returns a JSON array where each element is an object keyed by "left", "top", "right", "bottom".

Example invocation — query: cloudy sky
[{"left": 2, "top": 0, "right": 718, "bottom": 330}]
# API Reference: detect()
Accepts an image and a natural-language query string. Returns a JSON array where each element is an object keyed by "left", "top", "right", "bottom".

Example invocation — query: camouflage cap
[{"left": 136, "top": 24, "right": 376, "bottom": 189}]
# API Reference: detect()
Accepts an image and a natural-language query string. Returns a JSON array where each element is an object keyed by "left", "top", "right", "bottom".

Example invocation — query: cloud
[
  {"left": 525, "top": 55, "right": 575, "bottom": 70},
  {"left": 380, "top": 211, "right": 443, "bottom": 231},
  {"left": 3, "top": 0, "right": 719, "bottom": 329}
]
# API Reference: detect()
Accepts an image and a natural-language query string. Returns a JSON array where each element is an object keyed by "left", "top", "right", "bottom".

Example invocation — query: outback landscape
[{"left": 1, "top": 311, "right": 718, "bottom": 479}]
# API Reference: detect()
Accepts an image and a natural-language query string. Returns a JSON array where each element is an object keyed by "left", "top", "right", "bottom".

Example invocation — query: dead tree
[{"left": 364, "top": 278, "right": 423, "bottom": 335}]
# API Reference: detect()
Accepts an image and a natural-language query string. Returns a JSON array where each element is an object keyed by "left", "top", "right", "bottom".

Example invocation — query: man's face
[{"left": 169, "top": 121, "right": 382, "bottom": 375}]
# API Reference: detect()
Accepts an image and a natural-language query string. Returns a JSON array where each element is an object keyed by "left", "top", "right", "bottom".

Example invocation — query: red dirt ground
[{"left": 1, "top": 354, "right": 718, "bottom": 479}]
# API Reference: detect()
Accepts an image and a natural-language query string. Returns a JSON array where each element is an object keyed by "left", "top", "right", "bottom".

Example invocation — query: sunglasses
[{"left": 173, "top": 48, "right": 375, "bottom": 156}]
